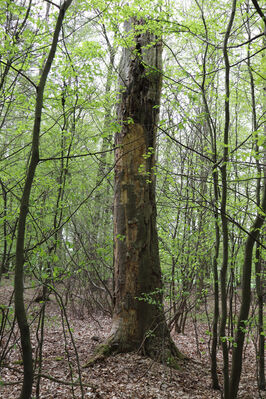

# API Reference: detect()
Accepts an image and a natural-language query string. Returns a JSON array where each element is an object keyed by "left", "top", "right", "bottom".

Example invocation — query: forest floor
[{"left": 0, "top": 281, "right": 264, "bottom": 399}]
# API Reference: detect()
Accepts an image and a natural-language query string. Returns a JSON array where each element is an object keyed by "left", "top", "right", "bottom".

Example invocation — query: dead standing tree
[{"left": 87, "top": 18, "right": 183, "bottom": 365}]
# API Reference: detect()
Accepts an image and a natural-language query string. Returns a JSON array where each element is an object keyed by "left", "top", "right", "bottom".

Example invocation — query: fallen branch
[{"left": 36, "top": 373, "right": 96, "bottom": 389}]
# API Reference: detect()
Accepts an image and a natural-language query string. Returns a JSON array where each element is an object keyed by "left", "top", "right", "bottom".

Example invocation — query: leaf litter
[{"left": 0, "top": 286, "right": 263, "bottom": 399}]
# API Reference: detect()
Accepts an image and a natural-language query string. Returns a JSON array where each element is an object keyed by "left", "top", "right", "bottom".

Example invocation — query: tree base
[
  {"left": 83, "top": 341, "right": 114, "bottom": 367},
  {"left": 83, "top": 332, "right": 185, "bottom": 369}
]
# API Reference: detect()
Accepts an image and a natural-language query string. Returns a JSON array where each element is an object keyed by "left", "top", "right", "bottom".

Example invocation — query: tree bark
[
  {"left": 102, "top": 18, "right": 182, "bottom": 364},
  {"left": 220, "top": 2, "right": 237, "bottom": 397},
  {"left": 247, "top": 17, "right": 265, "bottom": 391},
  {"left": 229, "top": 11, "right": 266, "bottom": 398},
  {"left": 0, "top": 179, "right": 8, "bottom": 280},
  {"left": 228, "top": 185, "right": 266, "bottom": 398},
  {"left": 14, "top": 2, "right": 73, "bottom": 398}
]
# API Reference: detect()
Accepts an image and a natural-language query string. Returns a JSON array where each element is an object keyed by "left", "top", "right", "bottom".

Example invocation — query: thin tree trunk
[
  {"left": 211, "top": 167, "right": 220, "bottom": 390},
  {"left": 201, "top": 86, "right": 220, "bottom": 390},
  {"left": 93, "top": 30, "right": 116, "bottom": 235},
  {"left": 197, "top": 7, "right": 220, "bottom": 382},
  {"left": 0, "top": 179, "right": 8, "bottom": 280},
  {"left": 14, "top": 2, "right": 73, "bottom": 398},
  {"left": 229, "top": 185, "right": 266, "bottom": 398},
  {"left": 220, "top": 2, "right": 237, "bottom": 397},
  {"left": 247, "top": 18, "right": 265, "bottom": 390},
  {"left": 229, "top": 7, "right": 266, "bottom": 398},
  {"left": 255, "top": 239, "right": 265, "bottom": 391}
]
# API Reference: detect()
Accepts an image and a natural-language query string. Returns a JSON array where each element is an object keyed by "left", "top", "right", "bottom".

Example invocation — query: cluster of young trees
[{"left": 0, "top": 0, "right": 265, "bottom": 398}]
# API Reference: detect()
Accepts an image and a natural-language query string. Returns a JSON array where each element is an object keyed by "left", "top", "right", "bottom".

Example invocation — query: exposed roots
[
  {"left": 142, "top": 334, "right": 185, "bottom": 369},
  {"left": 83, "top": 333, "right": 185, "bottom": 369},
  {"left": 82, "top": 336, "right": 119, "bottom": 368}
]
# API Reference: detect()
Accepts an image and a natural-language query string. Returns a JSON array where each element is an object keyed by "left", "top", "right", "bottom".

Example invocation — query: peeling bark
[{"left": 105, "top": 18, "right": 182, "bottom": 364}]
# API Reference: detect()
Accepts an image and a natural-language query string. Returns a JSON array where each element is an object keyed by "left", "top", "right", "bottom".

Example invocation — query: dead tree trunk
[{"left": 94, "top": 18, "right": 183, "bottom": 365}]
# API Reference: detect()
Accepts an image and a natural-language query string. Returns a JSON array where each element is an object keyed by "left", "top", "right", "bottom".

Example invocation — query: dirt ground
[{"left": 0, "top": 282, "right": 264, "bottom": 399}]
